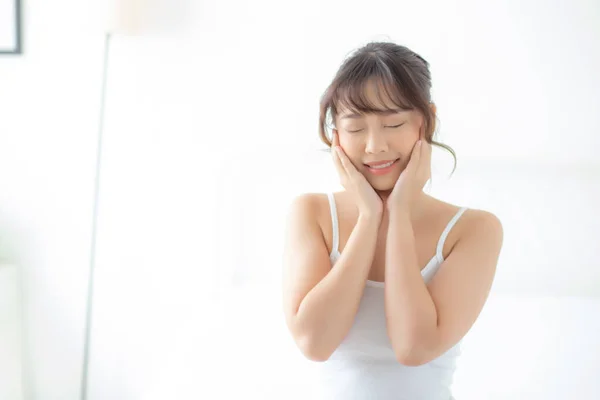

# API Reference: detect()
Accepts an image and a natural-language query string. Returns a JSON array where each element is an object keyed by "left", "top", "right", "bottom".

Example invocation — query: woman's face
[{"left": 333, "top": 86, "right": 433, "bottom": 192}]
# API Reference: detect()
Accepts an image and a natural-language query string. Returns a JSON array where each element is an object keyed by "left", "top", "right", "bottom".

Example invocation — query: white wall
[
  {"left": 1, "top": 0, "right": 599, "bottom": 399},
  {"left": 87, "top": 0, "right": 600, "bottom": 399},
  {"left": 0, "top": 264, "right": 23, "bottom": 400},
  {"left": 0, "top": 1, "right": 107, "bottom": 398}
]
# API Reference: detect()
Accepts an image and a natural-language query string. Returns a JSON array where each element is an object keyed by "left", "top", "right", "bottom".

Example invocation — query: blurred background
[{"left": 0, "top": 0, "right": 599, "bottom": 399}]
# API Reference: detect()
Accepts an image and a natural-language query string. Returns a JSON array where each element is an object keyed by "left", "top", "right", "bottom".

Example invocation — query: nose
[{"left": 364, "top": 130, "right": 389, "bottom": 154}]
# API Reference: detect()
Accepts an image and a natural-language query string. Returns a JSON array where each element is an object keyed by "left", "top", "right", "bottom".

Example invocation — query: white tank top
[{"left": 312, "top": 193, "right": 468, "bottom": 400}]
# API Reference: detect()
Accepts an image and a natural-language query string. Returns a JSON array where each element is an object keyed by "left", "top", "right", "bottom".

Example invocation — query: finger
[
  {"left": 418, "top": 140, "right": 431, "bottom": 175},
  {"left": 332, "top": 146, "right": 347, "bottom": 179},
  {"left": 336, "top": 146, "right": 359, "bottom": 176},
  {"left": 407, "top": 140, "right": 422, "bottom": 169},
  {"left": 332, "top": 129, "right": 339, "bottom": 147},
  {"left": 420, "top": 142, "right": 432, "bottom": 185}
]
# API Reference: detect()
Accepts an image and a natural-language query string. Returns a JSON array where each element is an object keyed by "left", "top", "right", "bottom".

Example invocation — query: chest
[{"left": 336, "top": 211, "right": 452, "bottom": 282}]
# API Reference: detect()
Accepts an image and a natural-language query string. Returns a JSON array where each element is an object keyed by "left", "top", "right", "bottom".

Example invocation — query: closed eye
[
  {"left": 347, "top": 123, "right": 404, "bottom": 133},
  {"left": 386, "top": 123, "right": 405, "bottom": 129}
]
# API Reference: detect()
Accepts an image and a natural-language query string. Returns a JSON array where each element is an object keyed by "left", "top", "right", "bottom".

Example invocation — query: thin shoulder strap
[
  {"left": 436, "top": 207, "right": 468, "bottom": 259},
  {"left": 326, "top": 193, "right": 339, "bottom": 254}
]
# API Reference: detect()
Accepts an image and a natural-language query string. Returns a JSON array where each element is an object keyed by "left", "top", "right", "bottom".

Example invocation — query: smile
[{"left": 364, "top": 159, "right": 399, "bottom": 175}]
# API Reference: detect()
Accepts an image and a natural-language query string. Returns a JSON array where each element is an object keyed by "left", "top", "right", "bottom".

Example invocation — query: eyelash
[{"left": 347, "top": 123, "right": 405, "bottom": 133}]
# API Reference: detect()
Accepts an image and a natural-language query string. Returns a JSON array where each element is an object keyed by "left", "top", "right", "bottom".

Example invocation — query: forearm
[
  {"left": 384, "top": 209, "right": 438, "bottom": 361},
  {"left": 294, "top": 214, "right": 380, "bottom": 360}
]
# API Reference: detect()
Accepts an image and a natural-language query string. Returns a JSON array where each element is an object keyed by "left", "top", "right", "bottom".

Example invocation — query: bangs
[{"left": 330, "top": 62, "right": 415, "bottom": 118}]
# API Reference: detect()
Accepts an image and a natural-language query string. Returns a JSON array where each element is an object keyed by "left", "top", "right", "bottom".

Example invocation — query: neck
[
  {"left": 376, "top": 189, "right": 393, "bottom": 202},
  {"left": 377, "top": 190, "right": 431, "bottom": 219}
]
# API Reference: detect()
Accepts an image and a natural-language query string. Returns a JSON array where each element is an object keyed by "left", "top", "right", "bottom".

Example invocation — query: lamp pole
[{"left": 80, "top": 31, "right": 112, "bottom": 400}]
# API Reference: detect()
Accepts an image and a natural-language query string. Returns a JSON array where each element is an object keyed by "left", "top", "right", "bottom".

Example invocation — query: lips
[
  {"left": 364, "top": 159, "right": 399, "bottom": 168},
  {"left": 363, "top": 158, "right": 400, "bottom": 176}
]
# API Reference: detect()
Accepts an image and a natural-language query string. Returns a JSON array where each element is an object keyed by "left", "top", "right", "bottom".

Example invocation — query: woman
[{"left": 282, "top": 41, "right": 504, "bottom": 399}]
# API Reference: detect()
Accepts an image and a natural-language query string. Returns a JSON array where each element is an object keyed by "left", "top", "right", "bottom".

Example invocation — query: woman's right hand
[{"left": 331, "top": 131, "right": 383, "bottom": 219}]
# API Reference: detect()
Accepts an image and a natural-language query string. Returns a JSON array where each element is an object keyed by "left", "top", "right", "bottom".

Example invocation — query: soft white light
[{"left": 103, "top": 0, "right": 146, "bottom": 35}]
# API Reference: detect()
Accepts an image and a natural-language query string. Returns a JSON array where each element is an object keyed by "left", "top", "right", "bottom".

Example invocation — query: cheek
[
  {"left": 339, "top": 131, "right": 358, "bottom": 144},
  {"left": 339, "top": 135, "right": 360, "bottom": 154},
  {"left": 391, "top": 132, "right": 419, "bottom": 155},
  {"left": 346, "top": 149, "right": 364, "bottom": 169},
  {"left": 339, "top": 137, "right": 365, "bottom": 168}
]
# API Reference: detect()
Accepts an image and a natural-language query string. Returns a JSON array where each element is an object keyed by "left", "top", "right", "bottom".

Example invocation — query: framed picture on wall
[{"left": 0, "top": 0, "right": 22, "bottom": 54}]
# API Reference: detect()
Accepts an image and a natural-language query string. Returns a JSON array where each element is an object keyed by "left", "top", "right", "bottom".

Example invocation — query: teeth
[{"left": 369, "top": 160, "right": 395, "bottom": 169}]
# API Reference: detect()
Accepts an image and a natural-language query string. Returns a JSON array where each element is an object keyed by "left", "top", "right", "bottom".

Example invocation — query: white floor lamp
[{"left": 80, "top": 2, "right": 144, "bottom": 399}]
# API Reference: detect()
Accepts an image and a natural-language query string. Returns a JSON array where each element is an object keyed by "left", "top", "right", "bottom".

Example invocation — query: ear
[{"left": 430, "top": 102, "right": 437, "bottom": 115}]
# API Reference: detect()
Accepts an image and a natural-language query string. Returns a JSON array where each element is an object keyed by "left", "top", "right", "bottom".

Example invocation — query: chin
[
  {"left": 362, "top": 166, "right": 403, "bottom": 192},
  {"left": 367, "top": 176, "right": 397, "bottom": 192}
]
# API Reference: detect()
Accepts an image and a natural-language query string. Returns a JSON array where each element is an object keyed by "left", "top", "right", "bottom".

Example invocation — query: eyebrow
[{"left": 340, "top": 108, "right": 409, "bottom": 119}]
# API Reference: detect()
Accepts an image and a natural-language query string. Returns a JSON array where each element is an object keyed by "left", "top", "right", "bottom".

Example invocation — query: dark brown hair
[{"left": 318, "top": 41, "right": 457, "bottom": 174}]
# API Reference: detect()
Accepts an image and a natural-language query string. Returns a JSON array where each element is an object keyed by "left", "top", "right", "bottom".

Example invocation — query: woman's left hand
[{"left": 387, "top": 139, "right": 432, "bottom": 214}]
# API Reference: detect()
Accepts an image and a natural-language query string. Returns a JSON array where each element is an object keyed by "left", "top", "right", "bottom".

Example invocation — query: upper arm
[
  {"left": 422, "top": 210, "right": 504, "bottom": 362},
  {"left": 282, "top": 194, "right": 333, "bottom": 333}
]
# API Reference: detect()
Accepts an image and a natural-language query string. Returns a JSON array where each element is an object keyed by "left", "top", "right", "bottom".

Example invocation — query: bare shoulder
[
  {"left": 428, "top": 198, "right": 503, "bottom": 252},
  {"left": 431, "top": 198, "right": 501, "bottom": 233},
  {"left": 287, "top": 192, "right": 330, "bottom": 222},
  {"left": 462, "top": 208, "right": 503, "bottom": 239},
  {"left": 286, "top": 192, "right": 334, "bottom": 237},
  {"left": 456, "top": 206, "right": 504, "bottom": 251},
  {"left": 288, "top": 192, "right": 321, "bottom": 215}
]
